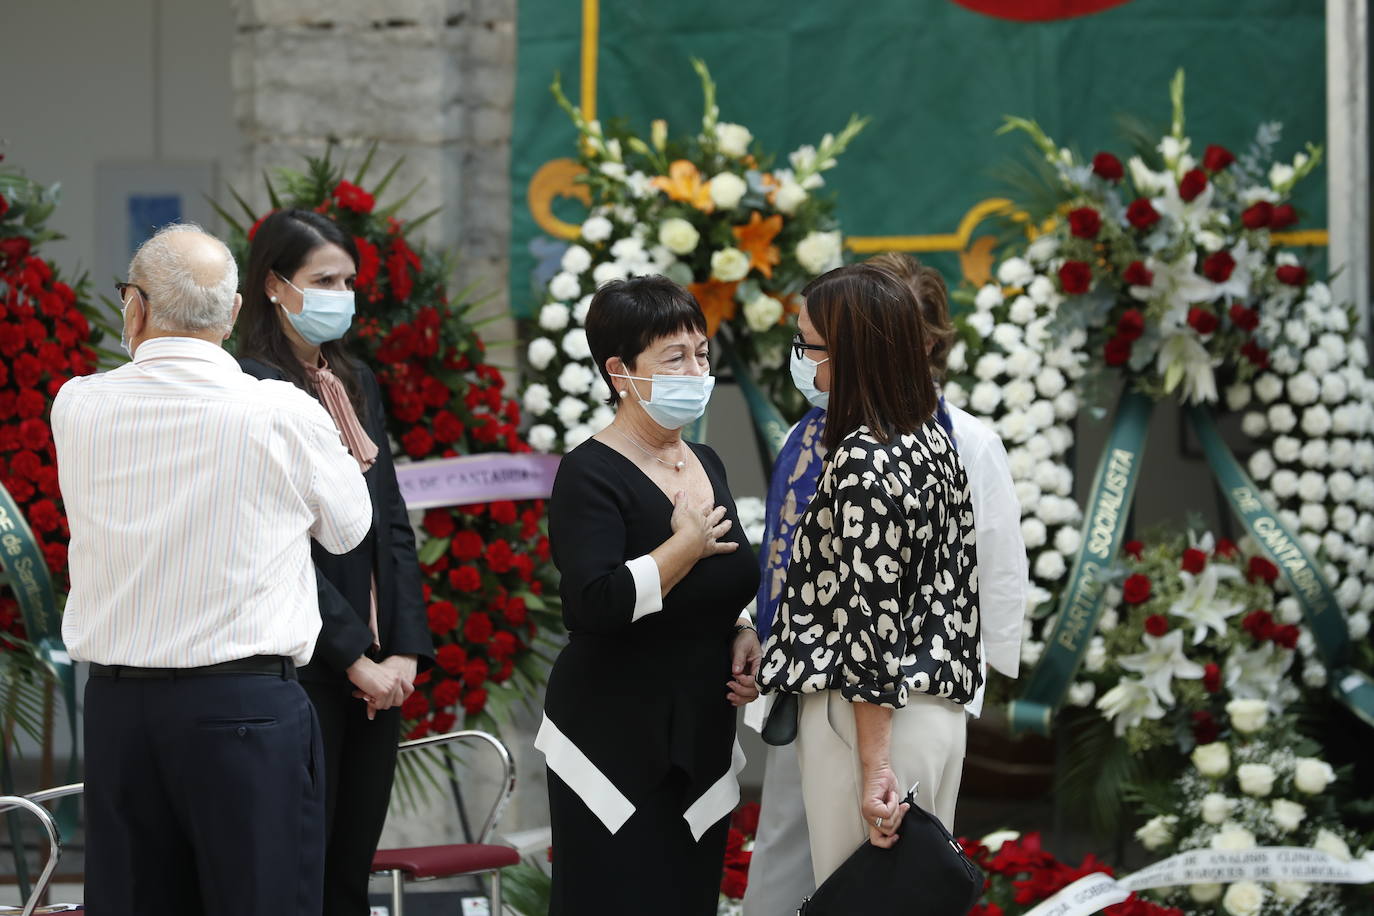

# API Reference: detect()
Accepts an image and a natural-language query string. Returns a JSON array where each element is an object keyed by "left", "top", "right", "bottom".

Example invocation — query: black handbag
[
  {"left": 798, "top": 785, "right": 983, "bottom": 916},
  {"left": 761, "top": 691, "right": 799, "bottom": 746}
]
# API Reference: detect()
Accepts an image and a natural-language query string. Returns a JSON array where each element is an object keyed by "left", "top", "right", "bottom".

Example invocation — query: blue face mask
[
  {"left": 612, "top": 372, "right": 715, "bottom": 430},
  {"left": 789, "top": 350, "right": 830, "bottom": 410},
  {"left": 278, "top": 274, "right": 356, "bottom": 345}
]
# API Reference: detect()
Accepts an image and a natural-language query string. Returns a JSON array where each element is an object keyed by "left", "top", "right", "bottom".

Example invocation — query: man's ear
[{"left": 225, "top": 292, "right": 243, "bottom": 339}]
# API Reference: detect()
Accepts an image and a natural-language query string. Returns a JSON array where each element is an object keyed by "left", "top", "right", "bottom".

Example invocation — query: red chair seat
[{"left": 372, "top": 843, "right": 520, "bottom": 879}]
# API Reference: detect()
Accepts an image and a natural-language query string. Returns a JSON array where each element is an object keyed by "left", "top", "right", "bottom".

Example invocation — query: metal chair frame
[
  {"left": 0, "top": 783, "right": 86, "bottom": 916},
  {"left": 373, "top": 729, "right": 517, "bottom": 916}
]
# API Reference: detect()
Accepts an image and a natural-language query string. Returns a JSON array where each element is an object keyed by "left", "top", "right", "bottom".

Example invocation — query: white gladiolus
[
  {"left": 1027, "top": 400, "right": 1056, "bottom": 433},
  {"left": 1299, "top": 503, "right": 1328, "bottom": 532},
  {"left": 527, "top": 423, "right": 557, "bottom": 452},
  {"left": 1200, "top": 792, "right": 1234, "bottom": 825},
  {"left": 587, "top": 404, "right": 614, "bottom": 432},
  {"left": 1054, "top": 390, "right": 1079, "bottom": 419},
  {"left": 1321, "top": 374, "right": 1349, "bottom": 404},
  {"left": 1270, "top": 799, "right": 1307, "bottom": 833},
  {"left": 1003, "top": 379, "right": 1036, "bottom": 411},
  {"left": 527, "top": 337, "right": 558, "bottom": 371},
  {"left": 573, "top": 294, "right": 594, "bottom": 324},
  {"left": 1026, "top": 234, "right": 1058, "bottom": 263},
  {"left": 1084, "top": 637, "right": 1107, "bottom": 672},
  {"left": 1221, "top": 881, "right": 1264, "bottom": 916},
  {"left": 1021, "top": 640, "right": 1044, "bottom": 667},
  {"left": 1224, "top": 383, "right": 1251, "bottom": 412},
  {"left": 592, "top": 261, "right": 628, "bottom": 286},
  {"left": 1027, "top": 275, "right": 1056, "bottom": 305},
  {"left": 946, "top": 341, "right": 968, "bottom": 374},
  {"left": 1054, "top": 526, "right": 1081, "bottom": 556},
  {"left": 709, "top": 247, "right": 751, "bottom": 283},
  {"left": 539, "top": 303, "right": 572, "bottom": 332},
  {"left": 1286, "top": 371, "right": 1321, "bottom": 405},
  {"left": 993, "top": 324, "right": 1024, "bottom": 351},
  {"left": 1014, "top": 480, "right": 1042, "bottom": 510},
  {"left": 658, "top": 218, "right": 700, "bottom": 255},
  {"left": 943, "top": 380, "right": 968, "bottom": 408},
  {"left": 1293, "top": 757, "right": 1337, "bottom": 794},
  {"left": 1303, "top": 346, "right": 1333, "bottom": 376},
  {"left": 563, "top": 423, "right": 594, "bottom": 450},
  {"left": 1006, "top": 449, "right": 1035, "bottom": 480},
  {"left": 974, "top": 284, "right": 1003, "bottom": 311},
  {"left": 708, "top": 172, "right": 748, "bottom": 209}
]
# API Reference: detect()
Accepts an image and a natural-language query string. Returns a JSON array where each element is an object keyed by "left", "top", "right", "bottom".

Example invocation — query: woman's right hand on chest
[{"left": 670, "top": 491, "right": 738, "bottom": 559}]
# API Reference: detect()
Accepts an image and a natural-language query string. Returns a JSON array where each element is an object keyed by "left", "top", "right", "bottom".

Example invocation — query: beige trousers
[{"left": 795, "top": 690, "right": 967, "bottom": 886}]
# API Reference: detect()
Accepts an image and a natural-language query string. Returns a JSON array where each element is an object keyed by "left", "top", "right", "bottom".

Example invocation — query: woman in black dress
[
  {"left": 236, "top": 209, "right": 435, "bottom": 915},
  {"left": 536, "top": 276, "right": 761, "bottom": 915}
]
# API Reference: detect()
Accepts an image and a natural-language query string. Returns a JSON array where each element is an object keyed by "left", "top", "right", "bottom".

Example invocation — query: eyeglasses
[
  {"left": 114, "top": 282, "right": 149, "bottom": 307},
  {"left": 791, "top": 333, "right": 827, "bottom": 361}
]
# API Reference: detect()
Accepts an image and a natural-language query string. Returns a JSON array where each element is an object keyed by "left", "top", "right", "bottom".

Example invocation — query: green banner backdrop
[{"left": 509, "top": 0, "right": 1326, "bottom": 317}]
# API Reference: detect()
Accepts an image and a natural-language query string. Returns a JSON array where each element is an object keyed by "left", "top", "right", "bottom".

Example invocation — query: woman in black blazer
[{"left": 237, "top": 209, "right": 434, "bottom": 915}]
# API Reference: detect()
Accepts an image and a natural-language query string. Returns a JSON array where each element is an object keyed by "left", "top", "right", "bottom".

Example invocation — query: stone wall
[{"left": 231, "top": 0, "right": 517, "bottom": 332}]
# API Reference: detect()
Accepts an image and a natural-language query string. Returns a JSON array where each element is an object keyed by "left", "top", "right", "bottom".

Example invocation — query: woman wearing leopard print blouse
[{"left": 758, "top": 263, "right": 982, "bottom": 886}]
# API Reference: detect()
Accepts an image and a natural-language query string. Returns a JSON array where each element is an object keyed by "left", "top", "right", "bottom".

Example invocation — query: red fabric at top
[{"left": 950, "top": 0, "right": 1132, "bottom": 21}]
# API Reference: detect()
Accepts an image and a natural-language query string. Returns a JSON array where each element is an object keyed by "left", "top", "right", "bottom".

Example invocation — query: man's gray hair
[{"left": 127, "top": 223, "right": 238, "bottom": 333}]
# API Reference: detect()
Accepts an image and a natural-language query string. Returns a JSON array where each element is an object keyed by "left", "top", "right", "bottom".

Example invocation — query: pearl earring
[
  {"left": 618, "top": 389, "right": 628, "bottom": 399},
  {"left": 270, "top": 295, "right": 279, "bottom": 303}
]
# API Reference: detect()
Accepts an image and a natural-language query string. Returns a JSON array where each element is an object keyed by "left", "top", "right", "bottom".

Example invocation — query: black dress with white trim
[{"left": 537, "top": 437, "right": 758, "bottom": 915}]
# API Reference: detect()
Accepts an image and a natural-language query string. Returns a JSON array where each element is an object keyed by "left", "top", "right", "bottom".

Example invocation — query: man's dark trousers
[{"left": 83, "top": 667, "right": 325, "bottom": 915}]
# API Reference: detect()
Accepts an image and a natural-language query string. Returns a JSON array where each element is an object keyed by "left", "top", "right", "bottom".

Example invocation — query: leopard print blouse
[{"left": 759, "top": 420, "right": 982, "bottom": 708}]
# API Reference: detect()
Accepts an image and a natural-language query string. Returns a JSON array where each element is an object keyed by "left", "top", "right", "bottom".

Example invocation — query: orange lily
[
  {"left": 687, "top": 279, "right": 740, "bottom": 337},
  {"left": 732, "top": 211, "right": 783, "bottom": 279},
  {"left": 651, "top": 160, "right": 714, "bottom": 212}
]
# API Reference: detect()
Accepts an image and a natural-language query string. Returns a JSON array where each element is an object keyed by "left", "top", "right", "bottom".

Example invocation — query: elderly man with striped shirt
[{"left": 53, "top": 223, "right": 371, "bottom": 916}]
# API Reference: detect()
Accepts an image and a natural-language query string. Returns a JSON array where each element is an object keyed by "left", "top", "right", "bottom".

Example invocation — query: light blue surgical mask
[
  {"left": 612, "top": 372, "right": 715, "bottom": 430},
  {"left": 278, "top": 274, "right": 356, "bottom": 345},
  {"left": 789, "top": 350, "right": 830, "bottom": 410}
]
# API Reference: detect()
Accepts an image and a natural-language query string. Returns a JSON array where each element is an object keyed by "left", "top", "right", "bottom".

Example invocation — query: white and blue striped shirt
[{"left": 53, "top": 337, "right": 372, "bottom": 667}]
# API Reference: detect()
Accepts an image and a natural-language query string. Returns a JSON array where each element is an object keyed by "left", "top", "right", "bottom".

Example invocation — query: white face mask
[
  {"left": 790, "top": 350, "right": 830, "bottom": 410},
  {"left": 277, "top": 274, "right": 356, "bottom": 345},
  {"left": 611, "top": 372, "right": 715, "bottom": 430}
]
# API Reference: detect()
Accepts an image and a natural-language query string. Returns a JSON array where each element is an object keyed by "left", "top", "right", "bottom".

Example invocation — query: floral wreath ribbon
[
  {"left": 1021, "top": 846, "right": 1374, "bottom": 916},
  {"left": 0, "top": 482, "right": 81, "bottom": 837},
  {"left": 1009, "top": 392, "right": 1374, "bottom": 736}
]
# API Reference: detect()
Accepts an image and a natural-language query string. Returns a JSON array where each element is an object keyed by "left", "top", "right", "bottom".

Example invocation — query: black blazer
[{"left": 239, "top": 357, "right": 434, "bottom": 682}]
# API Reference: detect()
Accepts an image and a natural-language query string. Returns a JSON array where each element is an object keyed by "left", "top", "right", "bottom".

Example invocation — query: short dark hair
[
  {"left": 584, "top": 276, "right": 709, "bottom": 407},
  {"left": 865, "top": 252, "right": 955, "bottom": 379},
  {"left": 802, "top": 263, "right": 937, "bottom": 454},
  {"left": 236, "top": 209, "right": 366, "bottom": 418}
]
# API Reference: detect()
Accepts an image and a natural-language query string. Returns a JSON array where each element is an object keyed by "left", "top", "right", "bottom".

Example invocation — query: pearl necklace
[{"left": 613, "top": 425, "right": 686, "bottom": 472}]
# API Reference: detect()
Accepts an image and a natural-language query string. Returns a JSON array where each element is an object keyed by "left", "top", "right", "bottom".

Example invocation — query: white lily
[
  {"left": 1169, "top": 564, "right": 1244, "bottom": 643},
  {"left": 1225, "top": 641, "right": 1295, "bottom": 701},
  {"left": 1153, "top": 177, "right": 1215, "bottom": 235},
  {"left": 1116, "top": 630, "right": 1205, "bottom": 705},
  {"left": 1157, "top": 331, "right": 1221, "bottom": 404},
  {"left": 1130, "top": 251, "right": 1216, "bottom": 328},
  {"left": 1096, "top": 677, "right": 1166, "bottom": 736}
]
